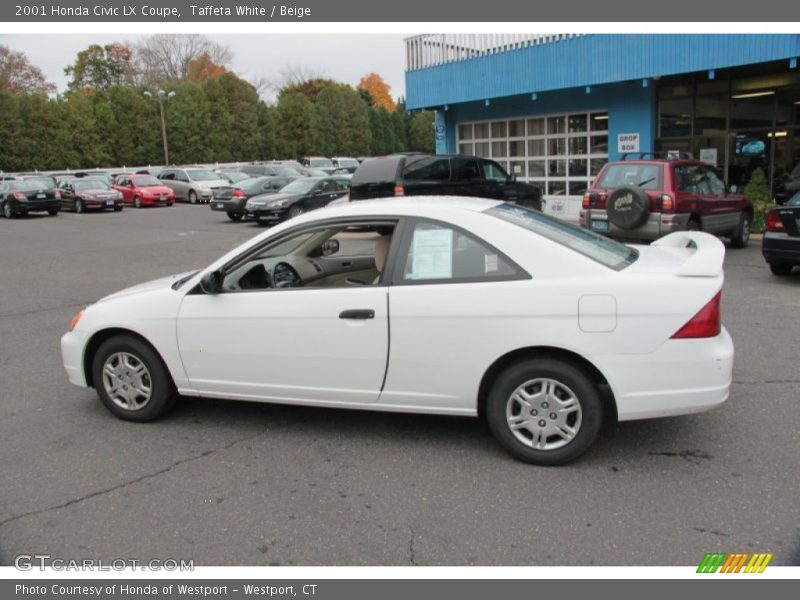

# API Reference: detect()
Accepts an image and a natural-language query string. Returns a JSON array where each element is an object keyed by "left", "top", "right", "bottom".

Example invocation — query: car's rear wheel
[
  {"left": 188, "top": 190, "right": 198, "bottom": 204},
  {"left": 75, "top": 199, "right": 84, "bottom": 213},
  {"left": 91, "top": 335, "right": 177, "bottom": 422},
  {"left": 486, "top": 359, "right": 603, "bottom": 465},
  {"left": 3, "top": 202, "right": 14, "bottom": 218},
  {"left": 769, "top": 263, "right": 793, "bottom": 276},
  {"left": 114, "top": 206, "right": 123, "bottom": 212},
  {"left": 730, "top": 213, "right": 751, "bottom": 249},
  {"left": 686, "top": 218, "right": 700, "bottom": 232},
  {"left": 227, "top": 211, "right": 243, "bottom": 221}
]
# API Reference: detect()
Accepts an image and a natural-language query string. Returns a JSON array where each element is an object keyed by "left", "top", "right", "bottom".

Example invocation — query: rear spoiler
[{"left": 651, "top": 231, "right": 726, "bottom": 277}]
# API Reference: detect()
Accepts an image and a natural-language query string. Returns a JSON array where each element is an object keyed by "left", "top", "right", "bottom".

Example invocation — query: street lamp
[{"left": 144, "top": 90, "right": 176, "bottom": 166}]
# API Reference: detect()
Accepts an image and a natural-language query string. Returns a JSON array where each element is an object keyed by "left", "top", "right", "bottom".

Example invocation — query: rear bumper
[
  {"left": 211, "top": 199, "right": 245, "bottom": 213},
  {"left": 596, "top": 327, "right": 734, "bottom": 421},
  {"left": 762, "top": 232, "right": 800, "bottom": 264},
  {"left": 580, "top": 209, "right": 691, "bottom": 240},
  {"left": 11, "top": 199, "right": 60, "bottom": 213}
]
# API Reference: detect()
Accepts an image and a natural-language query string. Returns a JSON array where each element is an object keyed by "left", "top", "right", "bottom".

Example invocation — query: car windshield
[
  {"left": 186, "top": 169, "right": 220, "bottom": 181},
  {"left": 486, "top": 203, "right": 638, "bottom": 270},
  {"left": 12, "top": 180, "right": 50, "bottom": 192},
  {"left": 274, "top": 165, "right": 301, "bottom": 177},
  {"left": 280, "top": 178, "right": 318, "bottom": 194},
  {"left": 786, "top": 192, "right": 800, "bottom": 207},
  {"left": 597, "top": 164, "right": 662, "bottom": 190},
  {"left": 239, "top": 178, "right": 270, "bottom": 193},
  {"left": 257, "top": 232, "right": 316, "bottom": 259},
  {"left": 24, "top": 177, "right": 55, "bottom": 189},
  {"left": 73, "top": 179, "right": 111, "bottom": 190},
  {"left": 309, "top": 159, "right": 333, "bottom": 168},
  {"left": 132, "top": 175, "right": 161, "bottom": 186},
  {"left": 221, "top": 171, "right": 249, "bottom": 183},
  {"left": 337, "top": 159, "right": 359, "bottom": 168}
]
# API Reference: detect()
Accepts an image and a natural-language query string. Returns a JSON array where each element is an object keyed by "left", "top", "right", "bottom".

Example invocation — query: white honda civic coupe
[{"left": 61, "top": 197, "right": 733, "bottom": 465}]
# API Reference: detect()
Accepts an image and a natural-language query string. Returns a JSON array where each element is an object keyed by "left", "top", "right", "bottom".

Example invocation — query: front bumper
[
  {"left": 596, "top": 327, "right": 734, "bottom": 421},
  {"left": 61, "top": 329, "right": 90, "bottom": 388},
  {"left": 580, "top": 209, "right": 691, "bottom": 241},
  {"left": 762, "top": 232, "right": 800, "bottom": 264},
  {"left": 246, "top": 207, "right": 286, "bottom": 223}
]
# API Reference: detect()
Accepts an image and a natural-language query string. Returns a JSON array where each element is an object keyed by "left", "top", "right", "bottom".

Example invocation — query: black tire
[
  {"left": 114, "top": 206, "right": 123, "bottom": 212},
  {"left": 729, "top": 213, "right": 751, "bottom": 249},
  {"left": 287, "top": 206, "right": 304, "bottom": 219},
  {"left": 769, "top": 263, "right": 793, "bottom": 276},
  {"left": 606, "top": 187, "right": 650, "bottom": 230},
  {"left": 75, "top": 199, "right": 84, "bottom": 214},
  {"left": 486, "top": 359, "right": 603, "bottom": 466},
  {"left": 686, "top": 218, "right": 700, "bottom": 232},
  {"left": 134, "top": 196, "right": 142, "bottom": 209},
  {"left": 227, "top": 211, "right": 243, "bottom": 221},
  {"left": 47, "top": 208, "right": 59, "bottom": 216},
  {"left": 188, "top": 190, "right": 198, "bottom": 204},
  {"left": 3, "top": 202, "right": 14, "bottom": 219},
  {"left": 91, "top": 335, "right": 177, "bottom": 422}
]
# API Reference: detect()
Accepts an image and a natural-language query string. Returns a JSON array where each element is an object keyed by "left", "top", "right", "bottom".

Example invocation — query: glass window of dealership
[{"left": 405, "top": 35, "right": 800, "bottom": 212}]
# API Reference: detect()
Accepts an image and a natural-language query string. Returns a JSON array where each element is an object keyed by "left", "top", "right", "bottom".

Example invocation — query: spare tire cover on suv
[{"left": 606, "top": 187, "right": 650, "bottom": 230}]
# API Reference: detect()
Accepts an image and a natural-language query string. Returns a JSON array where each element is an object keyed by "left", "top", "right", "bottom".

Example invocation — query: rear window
[
  {"left": 596, "top": 163, "right": 662, "bottom": 190},
  {"left": 351, "top": 157, "right": 402, "bottom": 185},
  {"left": 486, "top": 203, "right": 638, "bottom": 270},
  {"left": 403, "top": 156, "right": 450, "bottom": 181}
]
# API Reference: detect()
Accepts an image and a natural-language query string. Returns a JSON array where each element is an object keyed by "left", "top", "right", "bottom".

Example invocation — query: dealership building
[{"left": 404, "top": 34, "right": 800, "bottom": 219}]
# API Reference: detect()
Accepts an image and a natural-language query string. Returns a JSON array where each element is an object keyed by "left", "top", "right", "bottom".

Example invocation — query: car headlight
[
  {"left": 267, "top": 199, "right": 289, "bottom": 208},
  {"left": 247, "top": 200, "right": 265, "bottom": 209}
]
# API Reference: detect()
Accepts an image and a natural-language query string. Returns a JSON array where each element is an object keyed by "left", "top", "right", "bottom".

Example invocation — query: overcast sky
[{"left": 0, "top": 34, "right": 408, "bottom": 101}]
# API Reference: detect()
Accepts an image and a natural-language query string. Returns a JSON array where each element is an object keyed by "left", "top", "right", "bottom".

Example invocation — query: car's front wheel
[
  {"left": 188, "top": 190, "right": 198, "bottom": 204},
  {"left": 3, "top": 202, "right": 14, "bottom": 218},
  {"left": 91, "top": 335, "right": 177, "bottom": 422},
  {"left": 486, "top": 359, "right": 603, "bottom": 466}
]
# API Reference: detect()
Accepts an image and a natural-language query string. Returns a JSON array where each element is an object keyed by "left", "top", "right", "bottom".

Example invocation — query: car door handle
[{"left": 339, "top": 309, "right": 375, "bottom": 320}]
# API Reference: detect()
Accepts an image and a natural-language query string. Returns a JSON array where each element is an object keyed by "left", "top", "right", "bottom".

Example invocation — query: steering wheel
[{"left": 272, "top": 262, "right": 303, "bottom": 288}]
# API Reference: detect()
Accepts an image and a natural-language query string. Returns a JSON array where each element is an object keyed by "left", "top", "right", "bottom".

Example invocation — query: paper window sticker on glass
[
  {"left": 409, "top": 228, "right": 454, "bottom": 280},
  {"left": 485, "top": 254, "right": 499, "bottom": 273}
]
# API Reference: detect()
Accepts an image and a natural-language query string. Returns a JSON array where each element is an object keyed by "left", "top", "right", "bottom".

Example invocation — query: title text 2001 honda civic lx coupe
[{"left": 61, "top": 197, "right": 733, "bottom": 465}]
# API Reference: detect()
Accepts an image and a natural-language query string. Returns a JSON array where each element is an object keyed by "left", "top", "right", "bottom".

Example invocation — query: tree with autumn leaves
[{"left": 357, "top": 72, "right": 395, "bottom": 112}]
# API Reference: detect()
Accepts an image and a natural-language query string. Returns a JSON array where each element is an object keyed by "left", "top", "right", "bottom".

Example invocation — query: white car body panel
[{"left": 61, "top": 196, "right": 734, "bottom": 424}]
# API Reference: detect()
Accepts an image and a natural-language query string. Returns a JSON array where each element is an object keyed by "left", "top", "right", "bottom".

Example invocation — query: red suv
[{"left": 580, "top": 155, "right": 753, "bottom": 248}]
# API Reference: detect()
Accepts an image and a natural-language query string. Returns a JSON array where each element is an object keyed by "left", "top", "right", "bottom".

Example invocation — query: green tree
[
  {"left": 0, "top": 91, "right": 24, "bottom": 171},
  {"left": 407, "top": 110, "right": 435, "bottom": 153},
  {"left": 743, "top": 167, "right": 773, "bottom": 232},
  {"left": 256, "top": 103, "right": 278, "bottom": 160},
  {"left": 276, "top": 91, "right": 317, "bottom": 159},
  {"left": 65, "top": 43, "right": 135, "bottom": 91},
  {"left": 314, "top": 84, "right": 371, "bottom": 157}
]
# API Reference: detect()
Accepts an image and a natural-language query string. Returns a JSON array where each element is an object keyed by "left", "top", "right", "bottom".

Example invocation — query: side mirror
[
  {"left": 321, "top": 239, "right": 340, "bottom": 256},
  {"left": 200, "top": 270, "right": 223, "bottom": 294}
]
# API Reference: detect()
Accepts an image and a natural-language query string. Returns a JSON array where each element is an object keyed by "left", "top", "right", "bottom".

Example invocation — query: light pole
[{"left": 144, "top": 90, "right": 176, "bottom": 166}]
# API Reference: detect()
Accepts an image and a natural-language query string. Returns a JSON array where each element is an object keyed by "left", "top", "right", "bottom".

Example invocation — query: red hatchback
[{"left": 113, "top": 174, "right": 175, "bottom": 208}]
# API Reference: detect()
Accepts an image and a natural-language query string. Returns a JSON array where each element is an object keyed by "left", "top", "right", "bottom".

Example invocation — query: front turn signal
[{"left": 68, "top": 310, "right": 84, "bottom": 332}]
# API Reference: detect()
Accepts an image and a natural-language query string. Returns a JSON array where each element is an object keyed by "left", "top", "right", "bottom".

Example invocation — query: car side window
[
  {"left": 403, "top": 157, "right": 451, "bottom": 181},
  {"left": 176, "top": 171, "right": 189, "bottom": 182},
  {"left": 481, "top": 160, "right": 510, "bottom": 182},
  {"left": 399, "top": 220, "right": 520, "bottom": 283},
  {"left": 451, "top": 158, "right": 482, "bottom": 181},
  {"left": 675, "top": 165, "right": 711, "bottom": 194},
  {"left": 160, "top": 171, "right": 174, "bottom": 181},
  {"left": 704, "top": 168, "right": 726, "bottom": 196}
]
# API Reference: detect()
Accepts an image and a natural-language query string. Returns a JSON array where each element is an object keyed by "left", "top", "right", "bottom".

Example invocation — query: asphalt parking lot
[{"left": 0, "top": 204, "right": 798, "bottom": 567}]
